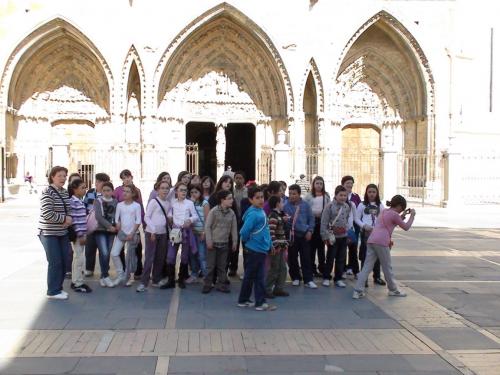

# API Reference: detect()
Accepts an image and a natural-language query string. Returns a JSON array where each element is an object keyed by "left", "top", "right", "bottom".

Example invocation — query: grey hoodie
[{"left": 320, "top": 200, "right": 353, "bottom": 240}]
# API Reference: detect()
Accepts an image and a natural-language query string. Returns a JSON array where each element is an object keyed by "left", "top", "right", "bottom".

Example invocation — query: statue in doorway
[
  {"left": 223, "top": 165, "right": 235, "bottom": 179},
  {"left": 216, "top": 125, "right": 226, "bottom": 169}
]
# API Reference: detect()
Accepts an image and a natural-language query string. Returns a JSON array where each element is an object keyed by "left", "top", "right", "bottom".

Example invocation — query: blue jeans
[
  {"left": 38, "top": 234, "right": 70, "bottom": 296},
  {"left": 95, "top": 232, "right": 115, "bottom": 278},
  {"left": 190, "top": 233, "right": 207, "bottom": 277},
  {"left": 238, "top": 250, "right": 267, "bottom": 307}
]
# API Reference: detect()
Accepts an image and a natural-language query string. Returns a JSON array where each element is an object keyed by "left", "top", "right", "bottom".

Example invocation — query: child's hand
[
  {"left": 125, "top": 234, "right": 133, "bottom": 241},
  {"left": 305, "top": 232, "right": 312, "bottom": 241},
  {"left": 63, "top": 216, "right": 72, "bottom": 228},
  {"left": 207, "top": 242, "right": 213, "bottom": 250},
  {"left": 151, "top": 233, "right": 156, "bottom": 242},
  {"left": 183, "top": 220, "right": 191, "bottom": 228}
]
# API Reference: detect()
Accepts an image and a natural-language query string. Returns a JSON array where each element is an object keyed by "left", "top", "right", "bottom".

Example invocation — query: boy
[
  {"left": 238, "top": 186, "right": 276, "bottom": 311},
  {"left": 203, "top": 190, "right": 238, "bottom": 293}
]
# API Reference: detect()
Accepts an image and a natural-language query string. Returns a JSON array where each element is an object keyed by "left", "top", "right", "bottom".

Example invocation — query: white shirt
[
  {"left": 354, "top": 202, "right": 385, "bottom": 230},
  {"left": 115, "top": 201, "right": 142, "bottom": 234},
  {"left": 310, "top": 196, "right": 326, "bottom": 217},
  {"left": 168, "top": 199, "right": 198, "bottom": 228},
  {"left": 145, "top": 197, "right": 170, "bottom": 234}
]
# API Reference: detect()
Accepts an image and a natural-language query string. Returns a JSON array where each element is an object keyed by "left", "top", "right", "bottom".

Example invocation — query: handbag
[
  {"left": 49, "top": 186, "right": 77, "bottom": 242},
  {"left": 168, "top": 204, "right": 183, "bottom": 244},
  {"left": 327, "top": 205, "right": 343, "bottom": 246}
]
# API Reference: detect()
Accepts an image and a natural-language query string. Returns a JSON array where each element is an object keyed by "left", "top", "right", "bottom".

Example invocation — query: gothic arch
[
  {"left": 153, "top": 2, "right": 294, "bottom": 121},
  {"left": 298, "top": 58, "right": 325, "bottom": 114},
  {"left": 121, "top": 45, "right": 146, "bottom": 116}
]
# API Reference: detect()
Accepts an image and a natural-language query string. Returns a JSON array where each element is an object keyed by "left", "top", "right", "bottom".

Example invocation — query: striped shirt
[
  {"left": 70, "top": 196, "right": 87, "bottom": 237},
  {"left": 39, "top": 186, "right": 71, "bottom": 236}
]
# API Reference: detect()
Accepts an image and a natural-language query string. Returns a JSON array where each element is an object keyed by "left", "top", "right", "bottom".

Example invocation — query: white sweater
[
  {"left": 145, "top": 197, "right": 171, "bottom": 234},
  {"left": 168, "top": 199, "right": 198, "bottom": 228}
]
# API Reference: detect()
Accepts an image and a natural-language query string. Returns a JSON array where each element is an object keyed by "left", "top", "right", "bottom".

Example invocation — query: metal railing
[
  {"left": 340, "top": 149, "right": 382, "bottom": 191},
  {"left": 185, "top": 143, "right": 199, "bottom": 175},
  {"left": 459, "top": 152, "right": 500, "bottom": 204}
]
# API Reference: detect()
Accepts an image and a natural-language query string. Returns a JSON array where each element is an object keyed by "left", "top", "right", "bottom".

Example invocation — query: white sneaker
[
  {"left": 237, "top": 301, "right": 255, "bottom": 308},
  {"left": 185, "top": 276, "right": 198, "bottom": 284},
  {"left": 158, "top": 278, "right": 168, "bottom": 287},
  {"left": 103, "top": 277, "right": 114, "bottom": 288},
  {"left": 125, "top": 277, "right": 134, "bottom": 287},
  {"left": 352, "top": 290, "right": 366, "bottom": 299},
  {"left": 99, "top": 279, "right": 106, "bottom": 287},
  {"left": 239, "top": 274, "right": 244, "bottom": 280},
  {"left": 255, "top": 303, "right": 277, "bottom": 311},
  {"left": 136, "top": 284, "right": 146, "bottom": 292},
  {"left": 305, "top": 281, "right": 318, "bottom": 289},
  {"left": 47, "top": 292, "right": 68, "bottom": 300},
  {"left": 388, "top": 289, "right": 407, "bottom": 297},
  {"left": 60, "top": 290, "right": 68, "bottom": 297},
  {"left": 322, "top": 279, "right": 330, "bottom": 287},
  {"left": 113, "top": 276, "right": 124, "bottom": 287},
  {"left": 292, "top": 280, "right": 300, "bottom": 286},
  {"left": 346, "top": 269, "right": 354, "bottom": 276},
  {"left": 84, "top": 270, "right": 93, "bottom": 277},
  {"left": 335, "top": 280, "right": 347, "bottom": 288}
]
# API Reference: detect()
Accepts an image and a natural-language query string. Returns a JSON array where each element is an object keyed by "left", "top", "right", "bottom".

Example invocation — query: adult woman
[
  {"left": 38, "top": 166, "right": 72, "bottom": 300},
  {"left": 304, "top": 176, "right": 331, "bottom": 277}
]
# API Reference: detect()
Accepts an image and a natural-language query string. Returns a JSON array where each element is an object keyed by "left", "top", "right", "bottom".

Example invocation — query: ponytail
[{"left": 386, "top": 195, "right": 407, "bottom": 211}]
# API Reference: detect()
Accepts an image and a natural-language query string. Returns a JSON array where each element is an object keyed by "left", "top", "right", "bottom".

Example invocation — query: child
[
  {"left": 137, "top": 181, "right": 171, "bottom": 292},
  {"left": 265, "top": 195, "right": 289, "bottom": 298},
  {"left": 111, "top": 184, "right": 142, "bottom": 287},
  {"left": 320, "top": 185, "right": 353, "bottom": 288},
  {"left": 342, "top": 175, "right": 361, "bottom": 277},
  {"left": 163, "top": 182, "right": 198, "bottom": 289},
  {"left": 188, "top": 185, "right": 210, "bottom": 283},
  {"left": 203, "top": 190, "right": 238, "bottom": 293},
  {"left": 238, "top": 186, "right": 276, "bottom": 311},
  {"left": 353, "top": 195, "right": 416, "bottom": 299},
  {"left": 354, "top": 184, "right": 386, "bottom": 287},
  {"left": 68, "top": 179, "right": 92, "bottom": 293},
  {"left": 94, "top": 181, "right": 118, "bottom": 287}
]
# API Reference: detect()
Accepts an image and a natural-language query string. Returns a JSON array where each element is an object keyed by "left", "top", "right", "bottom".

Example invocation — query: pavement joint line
[
  {"left": 164, "top": 286, "right": 180, "bottom": 329},
  {"left": 476, "top": 256, "right": 500, "bottom": 268}
]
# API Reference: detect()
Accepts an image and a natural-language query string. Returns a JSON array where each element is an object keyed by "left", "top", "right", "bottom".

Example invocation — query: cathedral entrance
[
  {"left": 225, "top": 123, "right": 256, "bottom": 180},
  {"left": 186, "top": 122, "right": 216, "bottom": 178}
]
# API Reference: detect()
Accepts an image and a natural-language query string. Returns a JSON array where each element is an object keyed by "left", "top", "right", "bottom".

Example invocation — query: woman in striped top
[
  {"left": 68, "top": 179, "right": 92, "bottom": 293},
  {"left": 38, "top": 166, "right": 72, "bottom": 300}
]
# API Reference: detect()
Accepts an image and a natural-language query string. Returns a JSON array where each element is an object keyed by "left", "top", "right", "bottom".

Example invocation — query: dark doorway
[
  {"left": 186, "top": 122, "right": 216, "bottom": 178},
  {"left": 225, "top": 123, "right": 255, "bottom": 180}
]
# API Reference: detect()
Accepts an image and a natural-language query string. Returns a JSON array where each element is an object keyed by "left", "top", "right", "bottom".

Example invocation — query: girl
[
  {"left": 162, "top": 182, "right": 198, "bottom": 289},
  {"left": 342, "top": 175, "right": 361, "bottom": 277},
  {"left": 148, "top": 172, "right": 171, "bottom": 203},
  {"left": 304, "top": 176, "right": 331, "bottom": 277},
  {"left": 94, "top": 181, "right": 117, "bottom": 288},
  {"left": 320, "top": 185, "right": 353, "bottom": 288},
  {"left": 208, "top": 175, "right": 235, "bottom": 209},
  {"left": 187, "top": 185, "right": 209, "bottom": 283},
  {"left": 111, "top": 184, "right": 142, "bottom": 287},
  {"left": 190, "top": 174, "right": 201, "bottom": 186},
  {"left": 68, "top": 179, "right": 92, "bottom": 293},
  {"left": 177, "top": 171, "right": 192, "bottom": 186},
  {"left": 201, "top": 176, "right": 215, "bottom": 201},
  {"left": 137, "top": 181, "right": 171, "bottom": 292},
  {"left": 353, "top": 195, "right": 416, "bottom": 299},
  {"left": 265, "top": 195, "right": 289, "bottom": 298},
  {"left": 354, "top": 184, "right": 386, "bottom": 287},
  {"left": 39, "top": 166, "right": 72, "bottom": 300}
]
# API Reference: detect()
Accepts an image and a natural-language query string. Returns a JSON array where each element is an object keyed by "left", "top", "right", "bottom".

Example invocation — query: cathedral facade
[{"left": 1, "top": 0, "right": 499, "bottom": 205}]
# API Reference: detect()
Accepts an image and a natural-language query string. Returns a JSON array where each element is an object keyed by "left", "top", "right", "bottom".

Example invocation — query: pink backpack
[{"left": 86, "top": 198, "right": 102, "bottom": 235}]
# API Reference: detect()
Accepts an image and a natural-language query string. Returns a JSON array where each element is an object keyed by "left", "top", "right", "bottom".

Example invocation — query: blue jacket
[
  {"left": 283, "top": 199, "right": 315, "bottom": 236},
  {"left": 240, "top": 206, "right": 271, "bottom": 253}
]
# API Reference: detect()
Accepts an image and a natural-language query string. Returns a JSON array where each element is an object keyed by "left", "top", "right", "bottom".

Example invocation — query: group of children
[{"left": 39, "top": 166, "right": 415, "bottom": 310}]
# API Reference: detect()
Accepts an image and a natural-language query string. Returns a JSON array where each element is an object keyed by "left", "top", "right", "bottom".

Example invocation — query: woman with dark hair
[
  {"left": 39, "top": 166, "right": 72, "bottom": 300},
  {"left": 201, "top": 176, "right": 215, "bottom": 201},
  {"left": 353, "top": 195, "right": 415, "bottom": 299},
  {"left": 304, "top": 176, "right": 330, "bottom": 277},
  {"left": 355, "top": 184, "right": 386, "bottom": 287},
  {"left": 148, "top": 172, "right": 172, "bottom": 203},
  {"left": 208, "top": 175, "right": 235, "bottom": 209}
]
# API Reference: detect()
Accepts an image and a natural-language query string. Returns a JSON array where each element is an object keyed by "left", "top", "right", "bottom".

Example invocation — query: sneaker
[
  {"left": 99, "top": 279, "right": 106, "bottom": 287},
  {"left": 103, "top": 277, "right": 114, "bottom": 288},
  {"left": 60, "top": 290, "right": 68, "bottom": 297},
  {"left": 388, "top": 289, "right": 407, "bottom": 297},
  {"left": 74, "top": 284, "right": 92, "bottom": 293},
  {"left": 185, "top": 276, "right": 198, "bottom": 284},
  {"left": 47, "top": 292, "right": 68, "bottom": 300},
  {"left": 292, "top": 280, "right": 300, "bottom": 286},
  {"left": 158, "top": 278, "right": 169, "bottom": 287},
  {"left": 239, "top": 274, "right": 244, "bottom": 280},
  {"left": 202, "top": 285, "right": 212, "bottom": 294},
  {"left": 346, "top": 269, "right": 354, "bottom": 276},
  {"left": 374, "top": 278, "right": 387, "bottom": 286},
  {"left": 255, "top": 303, "right": 277, "bottom": 311},
  {"left": 305, "top": 281, "right": 318, "bottom": 289},
  {"left": 322, "top": 279, "right": 330, "bottom": 287},
  {"left": 84, "top": 270, "right": 93, "bottom": 277},
  {"left": 273, "top": 289, "right": 290, "bottom": 297},
  {"left": 65, "top": 272, "right": 72, "bottom": 279},
  {"left": 352, "top": 290, "right": 366, "bottom": 299},
  {"left": 237, "top": 301, "right": 255, "bottom": 307},
  {"left": 341, "top": 272, "right": 347, "bottom": 280},
  {"left": 136, "top": 284, "right": 146, "bottom": 292},
  {"left": 113, "top": 276, "right": 125, "bottom": 287},
  {"left": 125, "top": 277, "right": 134, "bottom": 287},
  {"left": 335, "top": 280, "right": 347, "bottom": 288}
]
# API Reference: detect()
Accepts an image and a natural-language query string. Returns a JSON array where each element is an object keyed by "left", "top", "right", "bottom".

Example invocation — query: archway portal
[
  {"left": 225, "top": 123, "right": 256, "bottom": 181},
  {"left": 341, "top": 125, "right": 381, "bottom": 192},
  {"left": 186, "top": 122, "right": 216, "bottom": 178}
]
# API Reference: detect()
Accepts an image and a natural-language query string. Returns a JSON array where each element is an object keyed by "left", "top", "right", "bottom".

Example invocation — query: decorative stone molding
[
  {"left": 298, "top": 58, "right": 325, "bottom": 113},
  {"left": 120, "top": 45, "right": 146, "bottom": 116}
]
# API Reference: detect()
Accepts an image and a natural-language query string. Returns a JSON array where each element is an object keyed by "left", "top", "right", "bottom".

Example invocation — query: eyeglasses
[{"left": 178, "top": 189, "right": 187, "bottom": 192}]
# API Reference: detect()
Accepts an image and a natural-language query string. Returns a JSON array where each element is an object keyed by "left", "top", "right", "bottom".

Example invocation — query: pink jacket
[{"left": 367, "top": 208, "right": 414, "bottom": 247}]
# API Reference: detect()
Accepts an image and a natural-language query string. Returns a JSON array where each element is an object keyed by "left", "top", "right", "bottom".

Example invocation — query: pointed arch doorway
[{"left": 225, "top": 123, "right": 256, "bottom": 181}]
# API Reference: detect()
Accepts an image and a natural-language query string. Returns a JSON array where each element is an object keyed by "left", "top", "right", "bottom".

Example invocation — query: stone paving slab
[{"left": 419, "top": 328, "right": 500, "bottom": 351}]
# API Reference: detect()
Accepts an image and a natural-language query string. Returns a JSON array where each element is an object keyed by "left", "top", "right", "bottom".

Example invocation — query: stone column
[
  {"left": 216, "top": 123, "right": 226, "bottom": 180},
  {"left": 273, "top": 130, "right": 291, "bottom": 184},
  {"left": 443, "top": 147, "right": 463, "bottom": 208}
]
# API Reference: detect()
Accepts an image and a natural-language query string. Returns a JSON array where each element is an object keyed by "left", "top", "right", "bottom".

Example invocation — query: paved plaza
[{"left": 1, "top": 196, "right": 500, "bottom": 374}]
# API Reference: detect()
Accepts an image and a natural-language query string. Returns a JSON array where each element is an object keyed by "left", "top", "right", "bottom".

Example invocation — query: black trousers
[
  {"left": 346, "top": 224, "right": 360, "bottom": 274},
  {"left": 310, "top": 219, "right": 325, "bottom": 275},
  {"left": 287, "top": 235, "right": 313, "bottom": 283},
  {"left": 324, "top": 237, "right": 348, "bottom": 282},
  {"left": 358, "top": 230, "right": 381, "bottom": 280}
]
